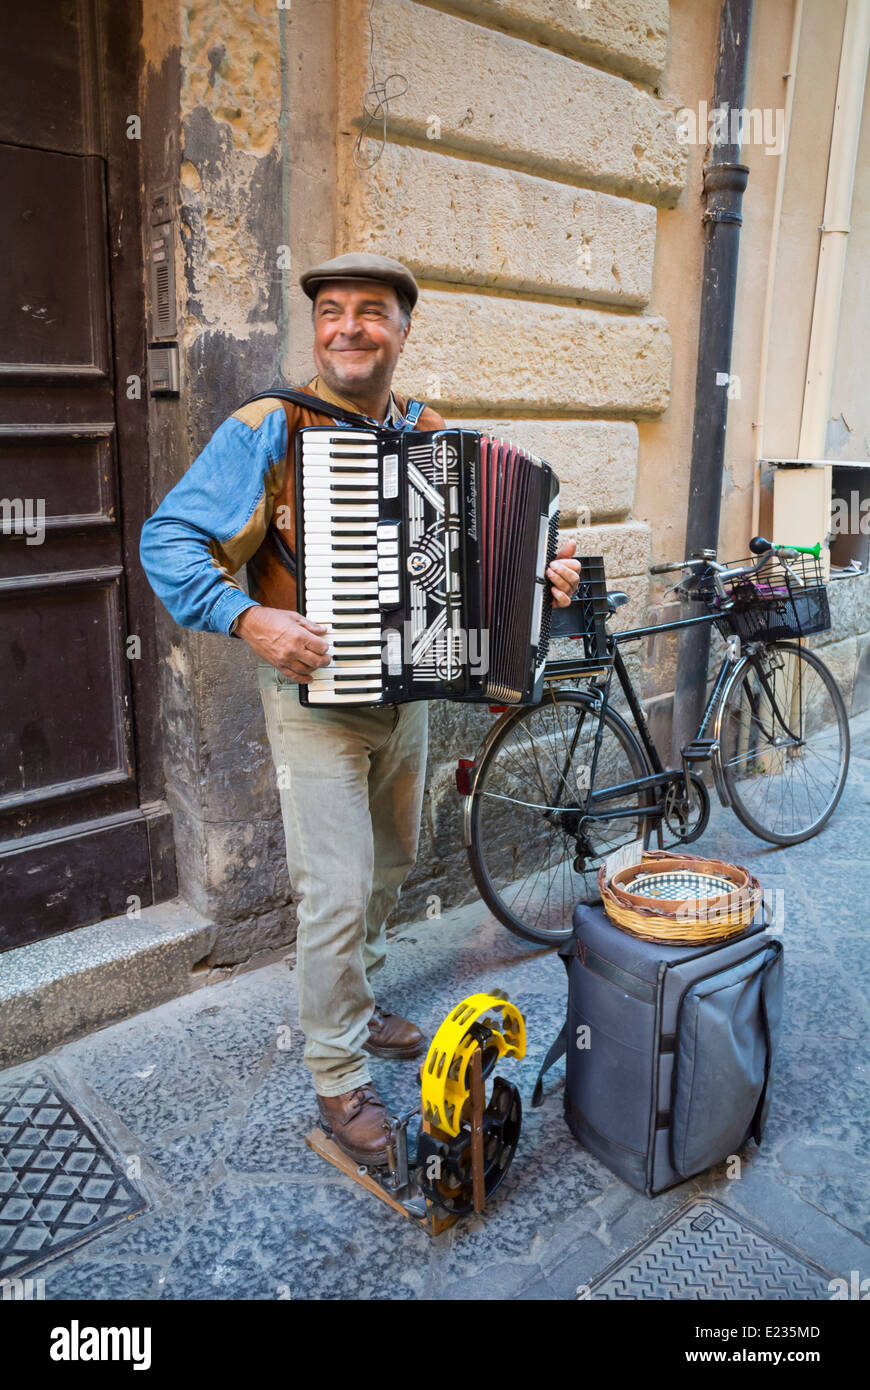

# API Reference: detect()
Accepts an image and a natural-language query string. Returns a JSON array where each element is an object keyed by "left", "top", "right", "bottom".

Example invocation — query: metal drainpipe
[
  {"left": 669, "top": 0, "right": 754, "bottom": 768},
  {"left": 751, "top": 0, "right": 804, "bottom": 538}
]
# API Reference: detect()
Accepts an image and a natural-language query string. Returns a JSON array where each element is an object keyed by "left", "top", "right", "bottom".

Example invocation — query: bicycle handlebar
[
  {"left": 649, "top": 559, "right": 687, "bottom": 575},
  {"left": 649, "top": 536, "right": 821, "bottom": 578},
  {"left": 749, "top": 535, "right": 821, "bottom": 559}
]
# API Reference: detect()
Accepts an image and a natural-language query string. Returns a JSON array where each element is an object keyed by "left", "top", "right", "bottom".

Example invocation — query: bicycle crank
[{"left": 662, "top": 773, "right": 710, "bottom": 845}]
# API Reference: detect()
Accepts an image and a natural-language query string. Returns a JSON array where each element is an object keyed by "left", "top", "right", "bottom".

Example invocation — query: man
[{"left": 140, "top": 253, "right": 581, "bottom": 1166}]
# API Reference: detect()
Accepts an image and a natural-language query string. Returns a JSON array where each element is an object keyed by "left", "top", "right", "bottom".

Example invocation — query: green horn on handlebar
[{"left": 779, "top": 541, "right": 821, "bottom": 558}]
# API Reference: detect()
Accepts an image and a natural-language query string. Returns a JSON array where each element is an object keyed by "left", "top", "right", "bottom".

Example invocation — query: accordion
[{"left": 296, "top": 426, "right": 560, "bottom": 707}]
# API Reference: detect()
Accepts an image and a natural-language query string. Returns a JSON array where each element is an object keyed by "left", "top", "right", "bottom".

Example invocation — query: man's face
[{"left": 312, "top": 280, "right": 410, "bottom": 400}]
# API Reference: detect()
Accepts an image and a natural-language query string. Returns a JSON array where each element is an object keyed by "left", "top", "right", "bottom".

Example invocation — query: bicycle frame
[
  {"left": 515, "top": 607, "right": 755, "bottom": 833},
  {"left": 462, "top": 596, "right": 816, "bottom": 851},
  {"left": 460, "top": 541, "right": 848, "bottom": 937}
]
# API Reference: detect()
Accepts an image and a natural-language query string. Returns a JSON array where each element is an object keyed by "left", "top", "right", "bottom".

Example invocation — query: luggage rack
[{"left": 548, "top": 554, "right": 612, "bottom": 670}]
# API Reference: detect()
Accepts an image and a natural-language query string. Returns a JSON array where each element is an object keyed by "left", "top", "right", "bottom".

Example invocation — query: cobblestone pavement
[{"left": 2, "top": 711, "right": 868, "bottom": 1301}]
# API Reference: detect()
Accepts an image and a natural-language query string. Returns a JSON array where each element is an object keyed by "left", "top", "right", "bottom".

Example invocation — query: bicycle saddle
[{"left": 606, "top": 591, "right": 629, "bottom": 613}]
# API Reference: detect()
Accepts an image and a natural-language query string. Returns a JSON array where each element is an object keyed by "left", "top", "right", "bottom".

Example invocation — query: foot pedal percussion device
[{"left": 305, "top": 993, "right": 525, "bottom": 1235}]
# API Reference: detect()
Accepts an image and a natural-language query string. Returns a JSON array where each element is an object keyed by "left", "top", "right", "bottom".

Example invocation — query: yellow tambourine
[{"left": 420, "top": 993, "right": 526, "bottom": 1137}]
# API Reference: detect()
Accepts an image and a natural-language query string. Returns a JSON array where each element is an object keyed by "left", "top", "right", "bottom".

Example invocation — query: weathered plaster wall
[{"left": 142, "top": 0, "right": 295, "bottom": 961}]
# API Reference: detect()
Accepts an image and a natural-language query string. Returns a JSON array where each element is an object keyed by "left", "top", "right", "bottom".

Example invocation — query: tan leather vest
[{"left": 245, "top": 389, "right": 446, "bottom": 613}]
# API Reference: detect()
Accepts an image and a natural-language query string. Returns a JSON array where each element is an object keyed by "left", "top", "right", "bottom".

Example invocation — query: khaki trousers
[{"left": 257, "top": 661, "right": 429, "bottom": 1096}]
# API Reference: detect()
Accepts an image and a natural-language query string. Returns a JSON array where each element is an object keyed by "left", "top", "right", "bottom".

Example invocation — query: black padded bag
[{"left": 533, "top": 902, "right": 783, "bottom": 1196}]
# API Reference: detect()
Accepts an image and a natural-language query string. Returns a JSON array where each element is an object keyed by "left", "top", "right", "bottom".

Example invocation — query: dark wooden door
[{"left": 0, "top": 0, "right": 175, "bottom": 949}]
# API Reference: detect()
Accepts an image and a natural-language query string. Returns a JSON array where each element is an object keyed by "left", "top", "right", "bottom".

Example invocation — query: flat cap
[{"left": 299, "top": 253, "right": 419, "bottom": 311}]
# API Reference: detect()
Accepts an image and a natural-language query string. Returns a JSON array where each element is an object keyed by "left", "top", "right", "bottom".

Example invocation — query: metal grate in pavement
[
  {"left": 585, "top": 1199, "right": 834, "bottom": 1300},
  {"left": 0, "top": 1072, "right": 146, "bottom": 1278}
]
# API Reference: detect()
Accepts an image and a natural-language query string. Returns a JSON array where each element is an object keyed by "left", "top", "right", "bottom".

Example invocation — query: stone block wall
[{"left": 332, "top": 0, "right": 686, "bottom": 919}]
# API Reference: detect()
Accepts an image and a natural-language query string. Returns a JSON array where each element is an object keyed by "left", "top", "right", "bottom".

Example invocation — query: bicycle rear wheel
[
  {"left": 466, "top": 690, "right": 655, "bottom": 945},
  {"left": 717, "top": 640, "right": 849, "bottom": 844}
]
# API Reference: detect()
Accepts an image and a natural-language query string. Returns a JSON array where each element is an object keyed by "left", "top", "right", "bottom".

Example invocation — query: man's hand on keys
[{"left": 236, "top": 606, "right": 331, "bottom": 684}]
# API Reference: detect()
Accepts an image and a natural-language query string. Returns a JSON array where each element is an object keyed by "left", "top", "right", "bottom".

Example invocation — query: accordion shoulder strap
[
  {"left": 236, "top": 387, "right": 429, "bottom": 433},
  {"left": 237, "top": 387, "right": 430, "bottom": 587},
  {"left": 236, "top": 386, "right": 380, "bottom": 430},
  {"left": 402, "top": 399, "right": 425, "bottom": 429}
]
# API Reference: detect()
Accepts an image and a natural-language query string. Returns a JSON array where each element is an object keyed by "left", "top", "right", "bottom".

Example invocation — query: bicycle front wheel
[
  {"left": 467, "top": 690, "right": 655, "bottom": 945},
  {"left": 717, "top": 640, "right": 849, "bottom": 844}
]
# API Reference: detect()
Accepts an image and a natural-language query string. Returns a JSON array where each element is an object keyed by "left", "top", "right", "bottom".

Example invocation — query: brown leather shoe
[
  {"left": 317, "top": 1083, "right": 390, "bottom": 1166},
  {"left": 364, "top": 1004, "right": 425, "bottom": 1060}
]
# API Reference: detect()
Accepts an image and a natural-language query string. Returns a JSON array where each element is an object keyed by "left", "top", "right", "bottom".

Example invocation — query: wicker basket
[{"left": 598, "top": 849, "right": 762, "bottom": 945}]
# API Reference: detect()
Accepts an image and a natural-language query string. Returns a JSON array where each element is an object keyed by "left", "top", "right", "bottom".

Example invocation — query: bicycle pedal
[{"left": 681, "top": 739, "right": 718, "bottom": 761}]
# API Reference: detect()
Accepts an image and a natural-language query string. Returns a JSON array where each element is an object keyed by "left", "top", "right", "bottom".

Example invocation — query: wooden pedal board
[{"left": 305, "top": 1127, "right": 458, "bottom": 1236}]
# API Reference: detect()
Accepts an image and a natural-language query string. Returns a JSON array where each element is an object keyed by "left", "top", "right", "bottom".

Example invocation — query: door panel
[
  {"left": 0, "top": 426, "right": 117, "bottom": 531},
  {"left": 2, "top": 572, "right": 132, "bottom": 806},
  {"left": 0, "top": 0, "right": 176, "bottom": 950},
  {"left": 0, "top": 0, "right": 96, "bottom": 154}
]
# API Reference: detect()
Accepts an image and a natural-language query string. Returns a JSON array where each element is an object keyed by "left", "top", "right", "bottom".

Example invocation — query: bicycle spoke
[
  {"left": 469, "top": 693, "right": 652, "bottom": 941},
  {"left": 720, "top": 644, "right": 847, "bottom": 840}
]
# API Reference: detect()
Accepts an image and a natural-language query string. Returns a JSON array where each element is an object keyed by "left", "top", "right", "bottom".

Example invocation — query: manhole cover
[
  {"left": 0, "top": 1072, "right": 146, "bottom": 1278},
  {"left": 584, "top": 1199, "right": 834, "bottom": 1300}
]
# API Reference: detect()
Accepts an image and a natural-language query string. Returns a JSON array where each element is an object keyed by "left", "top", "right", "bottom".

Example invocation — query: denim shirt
[{"left": 139, "top": 383, "right": 410, "bottom": 637}]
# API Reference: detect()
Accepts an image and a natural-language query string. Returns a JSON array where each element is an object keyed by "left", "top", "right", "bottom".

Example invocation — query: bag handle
[
  {"left": 531, "top": 940, "right": 574, "bottom": 1108},
  {"left": 531, "top": 1025, "right": 567, "bottom": 1109},
  {"left": 751, "top": 940, "right": 783, "bottom": 1144}
]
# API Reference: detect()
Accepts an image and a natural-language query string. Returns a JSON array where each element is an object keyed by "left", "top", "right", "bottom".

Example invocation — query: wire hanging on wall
[{"left": 352, "top": 0, "right": 409, "bottom": 170}]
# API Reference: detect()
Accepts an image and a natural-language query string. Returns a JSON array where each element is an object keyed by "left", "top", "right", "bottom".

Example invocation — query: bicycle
[{"left": 458, "top": 536, "right": 851, "bottom": 945}]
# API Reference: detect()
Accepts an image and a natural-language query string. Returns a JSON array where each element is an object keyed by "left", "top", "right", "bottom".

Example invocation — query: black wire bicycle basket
[{"left": 707, "top": 551, "right": 831, "bottom": 643}]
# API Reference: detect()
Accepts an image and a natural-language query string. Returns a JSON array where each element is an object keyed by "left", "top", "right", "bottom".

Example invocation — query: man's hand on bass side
[
  {"left": 235, "top": 606, "right": 331, "bottom": 684},
  {"left": 547, "top": 539, "right": 582, "bottom": 608}
]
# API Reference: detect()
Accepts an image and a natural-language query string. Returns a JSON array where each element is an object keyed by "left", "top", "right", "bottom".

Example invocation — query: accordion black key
[{"left": 296, "top": 427, "right": 560, "bottom": 707}]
